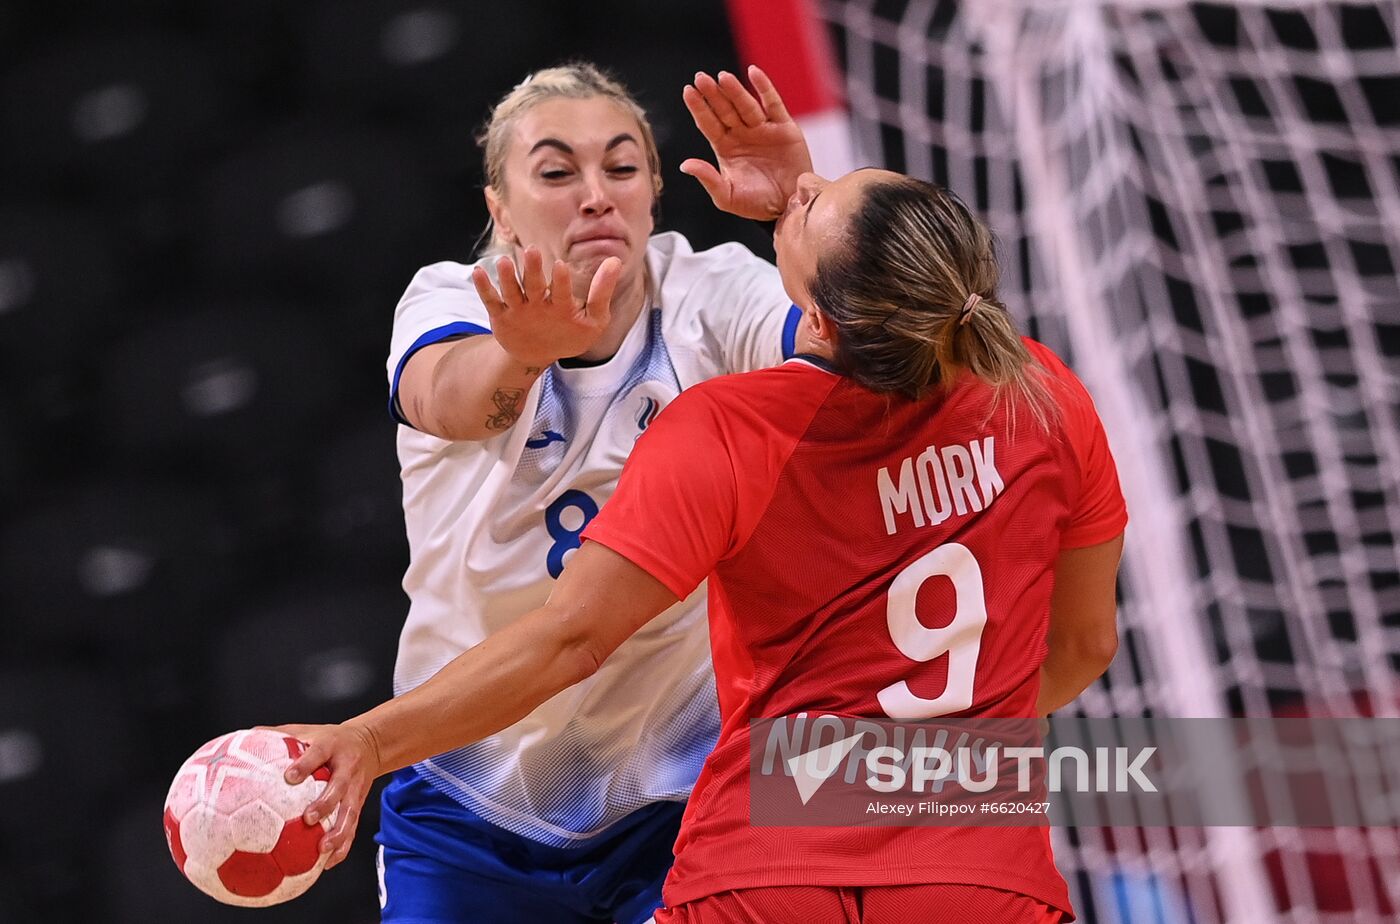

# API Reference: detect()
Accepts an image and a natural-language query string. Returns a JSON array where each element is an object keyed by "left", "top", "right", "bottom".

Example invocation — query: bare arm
[
  {"left": 1035, "top": 534, "right": 1124, "bottom": 716},
  {"left": 398, "top": 336, "right": 545, "bottom": 440},
  {"left": 276, "top": 541, "right": 678, "bottom": 864},
  {"left": 398, "top": 248, "right": 620, "bottom": 441}
]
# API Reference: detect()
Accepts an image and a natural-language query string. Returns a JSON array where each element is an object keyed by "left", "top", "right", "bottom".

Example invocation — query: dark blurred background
[{"left": 0, "top": 2, "right": 767, "bottom": 919}]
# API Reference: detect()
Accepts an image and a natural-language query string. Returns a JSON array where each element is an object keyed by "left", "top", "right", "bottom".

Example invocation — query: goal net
[{"left": 813, "top": 1, "right": 1400, "bottom": 920}]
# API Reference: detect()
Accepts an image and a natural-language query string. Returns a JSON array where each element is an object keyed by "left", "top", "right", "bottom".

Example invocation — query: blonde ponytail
[{"left": 810, "top": 177, "right": 1054, "bottom": 429}]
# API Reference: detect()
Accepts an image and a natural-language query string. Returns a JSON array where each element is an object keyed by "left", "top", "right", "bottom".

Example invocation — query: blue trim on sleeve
[
  {"left": 388, "top": 321, "right": 491, "bottom": 426},
  {"left": 781, "top": 305, "right": 801, "bottom": 360}
]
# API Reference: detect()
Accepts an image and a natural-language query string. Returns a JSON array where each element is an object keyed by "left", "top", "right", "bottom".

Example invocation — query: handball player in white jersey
[{"left": 368, "top": 63, "right": 810, "bottom": 923}]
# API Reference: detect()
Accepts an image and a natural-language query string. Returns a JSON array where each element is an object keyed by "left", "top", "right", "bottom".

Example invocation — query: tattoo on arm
[{"left": 486, "top": 387, "right": 527, "bottom": 432}]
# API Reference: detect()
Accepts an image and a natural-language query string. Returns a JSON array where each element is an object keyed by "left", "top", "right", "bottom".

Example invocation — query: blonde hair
[
  {"left": 809, "top": 176, "right": 1055, "bottom": 429},
  {"left": 477, "top": 62, "right": 663, "bottom": 253}
]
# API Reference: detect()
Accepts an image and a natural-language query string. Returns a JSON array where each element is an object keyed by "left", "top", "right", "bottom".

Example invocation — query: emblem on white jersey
[
  {"left": 636, "top": 396, "right": 660, "bottom": 432},
  {"left": 525, "top": 429, "right": 566, "bottom": 449}
]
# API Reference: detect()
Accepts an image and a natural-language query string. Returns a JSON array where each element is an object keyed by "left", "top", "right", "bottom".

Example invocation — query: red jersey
[{"left": 583, "top": 340, "right": 1127, "bottom": 914}]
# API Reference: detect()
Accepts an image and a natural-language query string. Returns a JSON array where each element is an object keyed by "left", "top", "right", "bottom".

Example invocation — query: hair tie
[{"left": 958, "top": 293, "right": 983, "bottom": 326}]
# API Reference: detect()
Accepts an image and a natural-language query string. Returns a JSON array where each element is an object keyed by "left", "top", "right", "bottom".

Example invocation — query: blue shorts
[{"left": 375, "top": 768, "right": 685, "bottom": 924}]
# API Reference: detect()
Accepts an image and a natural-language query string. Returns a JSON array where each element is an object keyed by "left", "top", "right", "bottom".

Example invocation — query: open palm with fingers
[
  {"left": 681, "top": 66, "right": 814, "bottom": 221},
  {"left": 470, "top": 247, "right": 620, "bottom": 368}
]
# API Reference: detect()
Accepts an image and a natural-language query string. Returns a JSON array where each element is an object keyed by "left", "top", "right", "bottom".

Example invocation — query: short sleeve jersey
[
  {"left": 583, "top": 341, "right": 1127, "bottom": 909},
  {"left": 386, "top": 231, "right": 800, "bottom": 845}
]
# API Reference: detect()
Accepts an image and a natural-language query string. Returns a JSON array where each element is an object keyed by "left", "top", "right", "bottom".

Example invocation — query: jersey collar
[{"left": 785, "top": 353, "right": 841, "bottom": 374}]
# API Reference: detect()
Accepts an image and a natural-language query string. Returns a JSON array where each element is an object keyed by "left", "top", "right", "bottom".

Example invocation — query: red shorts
[{"left": 655, "top": 883, "right": 1067, "bottom": 924}]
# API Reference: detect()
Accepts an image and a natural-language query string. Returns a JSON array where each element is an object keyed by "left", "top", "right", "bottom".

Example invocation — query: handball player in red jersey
[{"left": 278, "top": 71, "right": 1125, "bottom": 923}]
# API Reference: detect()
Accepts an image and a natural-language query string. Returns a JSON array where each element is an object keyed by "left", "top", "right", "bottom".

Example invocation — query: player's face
[
  {"left": 491, "top": 97, "right": 656, "bottom": 299},
  {"left": 774, "top": 168, "right": 899, "bottom": 311}
]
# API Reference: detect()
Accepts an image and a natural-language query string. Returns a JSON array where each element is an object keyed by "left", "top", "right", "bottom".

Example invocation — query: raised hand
[
  {"left": 275, "top": 722, "right": 382, "bottom": 869},
  {"left": 470, "top": 247, "right": 621, "bottom": 367},
  {"left": 681, "top": 66, "right": 814, "bottom": 221}
]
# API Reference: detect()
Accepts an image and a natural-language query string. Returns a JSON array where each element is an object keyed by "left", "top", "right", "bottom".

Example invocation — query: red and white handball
[{"left": 163, "top": 728, "right": 334, "bottom": 906}]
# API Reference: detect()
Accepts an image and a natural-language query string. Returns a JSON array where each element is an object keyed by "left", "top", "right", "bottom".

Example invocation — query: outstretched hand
[
  {"left": 470, "top": 248, "right": 621, "bottom": 368},
  {"left": 681, "top": 66, "right": 814, "bottom": 221},
  {"left": 271, "top": 722, "right": 383, "bottom": 869}
]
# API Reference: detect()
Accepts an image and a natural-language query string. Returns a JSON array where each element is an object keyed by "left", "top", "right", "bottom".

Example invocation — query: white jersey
[{"left": 386, "top": 231, "right": 797, "bottom": 846}]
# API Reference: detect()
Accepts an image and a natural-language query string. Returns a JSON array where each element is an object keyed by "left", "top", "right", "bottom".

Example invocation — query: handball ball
[{"left": 163, "top": 728, "right": 334, "bottom": 907}]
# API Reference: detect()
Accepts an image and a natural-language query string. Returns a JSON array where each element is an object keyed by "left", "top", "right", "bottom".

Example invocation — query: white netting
[{"left": 818, "top": 1, "right": 1400, "bottom": 921}]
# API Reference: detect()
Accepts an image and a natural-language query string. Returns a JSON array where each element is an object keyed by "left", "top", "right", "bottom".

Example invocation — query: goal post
[{"left": 726, "top": 1, "right": 1400, "bottom": 920}]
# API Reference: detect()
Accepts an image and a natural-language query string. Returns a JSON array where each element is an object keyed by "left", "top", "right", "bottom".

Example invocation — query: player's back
[
  {"left": 588, "top": 344, "right": 1124, "bottom": 912},
  {"left": 707, "top": 345, "right": 1100, "bottom": 731}
]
